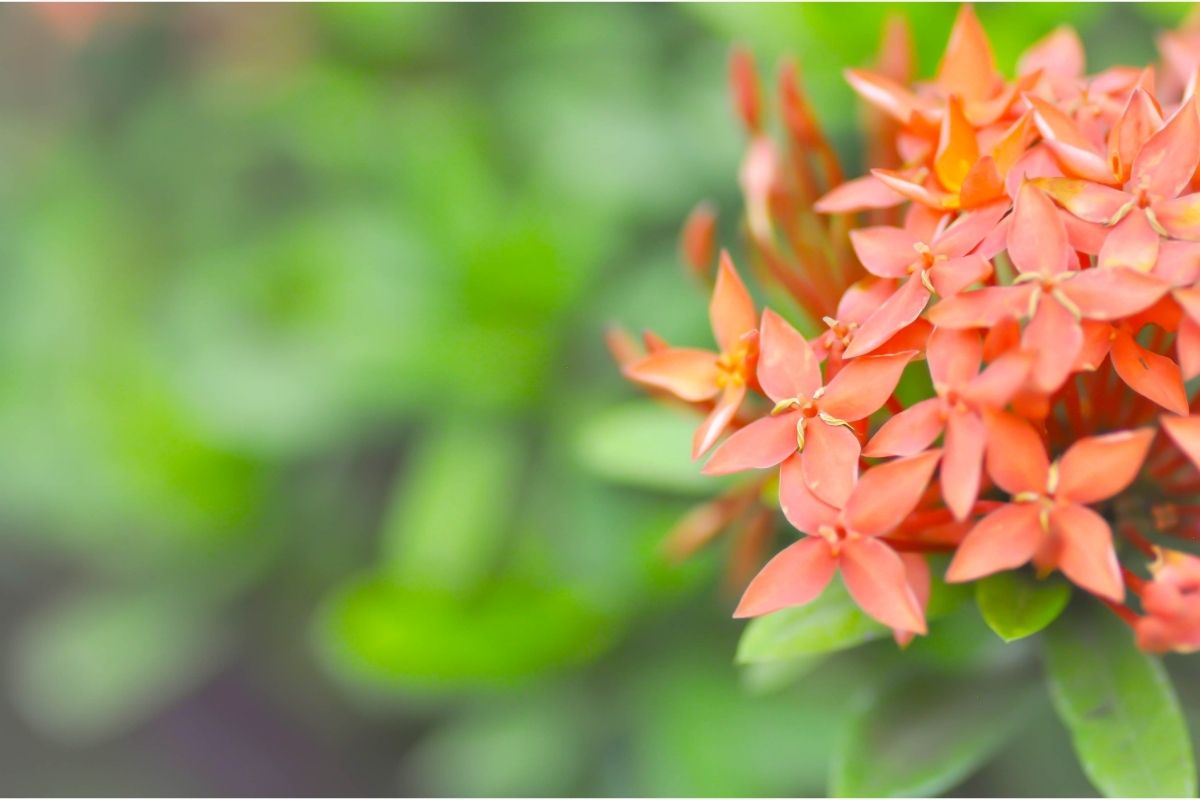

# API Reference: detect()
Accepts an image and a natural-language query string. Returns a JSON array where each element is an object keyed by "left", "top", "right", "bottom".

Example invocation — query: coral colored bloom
[
  {"left": 1033, "top": 94, "right": 1200, "bottom": 274},
  {"left": 703, "top": 309, "right": 914, "bottom": 507},
  {"left": 1136, "top": 547, "right": 1200, "bottom": 653},
  {"left": 846, "top": 200, "right": 1005, "bottom": 358},
  {"left": 615, "top": 10, "right": 1200, "bottom": 654},
  {"left": 735, "top": 450, "right": 941, "bottom": 633},
  {"left": 624, "top": 252, "right": 759, "bottom": 458},
  {"left": 866, "top": 328, "right": 1030, "bottom": 519},
  {"left": 947, "top": 417, "right": 1154, "bottom": 600}
]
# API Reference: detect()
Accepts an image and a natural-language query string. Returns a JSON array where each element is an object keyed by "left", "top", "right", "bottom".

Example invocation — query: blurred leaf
[
  {"left": 406, "top": 686, "right": 591, "bottom": 796},
  {"left": 8, "top": 590, "right": 224, "bottom": 745},
  {"left": 830, "top": 668, "right": 1039, "bottom": 797},
  {"left": 1044, "top": 609, "right": 1197, "bottom": 798},
  {"left": 576, "top": 401, "right": 728, "bottom": 495},
  {"left": 382, "top": 420, "right": 523, "bottom": 592},
  {"left": 739, "top": 653, "right": 824, "bottom": 695},
  {"left": 316, "top": 575, "right": 613, "bottom": 691},
  {"left": 629, "top": 645, "right": 838, "bottom": 795},
  {"left": 976, "top": 571, "right": 1070, "bottom": 642}
]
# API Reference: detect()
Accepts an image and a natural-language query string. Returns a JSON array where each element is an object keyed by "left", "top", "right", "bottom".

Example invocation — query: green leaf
[
  {"left": 736, "top": 579, "right": 888, "bottom": 664},
  {"left": 575, "top": 402, "right": 728, "bottom": 495},
  {"left": 737, "top": 569, "right": 969, "bottom": 664},
  {"left": 381, "top": 420, "right": 523, "bottom": 592},
  {"left": 1043, "top": 609, "right": 1197, "bottom": 798},
  {"left": 316, "top": 574, "right": 613, "bottom": 692},
  {"left": 9, "top": 590, "right": 224, "bottom": 744},
  {"left": 830, "top": 668, "right": 1039, "bottom": 797},
  {"left": 976, "top": 571, "right": 1071, "bottom": 642}
]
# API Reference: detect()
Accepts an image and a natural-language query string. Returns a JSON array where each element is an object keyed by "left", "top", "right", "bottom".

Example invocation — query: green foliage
[
  {"left": 316, "top": 575, "right": 612, "bottom": 692},
  {"left": 381, "top": 420, "right": 523, "bottom": 591},
  {"left": 1044, "top": 609, "right": 1197, "bottom": 798},
  {"left": 9, "top": 590, "right": 224, "bottom": 745},
  {"left": 736, "top": 578, "right": 889, "bottom": 664},
  {"left": 576, "top": 401, "right": 728, "bottom": 495},
  {"left": 976, "top": 571, "right": 1072, "bottom": 642},
  {"left": 830, "top": 668, "right": 1040, "bottom": 797}
]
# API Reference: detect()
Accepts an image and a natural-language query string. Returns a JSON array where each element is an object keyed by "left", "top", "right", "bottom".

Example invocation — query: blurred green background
[{"left": 0, "top": 3, "right": 1193, "bottom": 795}]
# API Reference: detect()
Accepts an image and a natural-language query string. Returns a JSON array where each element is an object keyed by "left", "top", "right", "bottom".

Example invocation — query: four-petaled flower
[
  {"left": 624, "top": 252, "right": 759, "bottom": 458},
  {"left": 735, "top": 450, "right": 942, "bottom": 634},
  {"left": 947, "top": 416, "right": 1154, "bottom": 600},
  {"left": 703, "top": 308, "right": 913, "bottom": 507}
]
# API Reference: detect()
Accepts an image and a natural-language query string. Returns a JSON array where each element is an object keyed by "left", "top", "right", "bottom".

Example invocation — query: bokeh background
[{"left": 0, "top": 3, "right": 1194, "bottom": 795}]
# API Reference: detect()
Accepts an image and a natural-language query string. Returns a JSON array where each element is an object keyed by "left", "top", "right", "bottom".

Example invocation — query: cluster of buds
[{"left": 611, "top": 6, "right": 1200, "bottom": 651}]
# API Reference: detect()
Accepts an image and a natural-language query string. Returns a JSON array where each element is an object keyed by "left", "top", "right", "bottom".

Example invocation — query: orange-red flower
[
  {"left": 947, "top": 418, "right": 1154, "bottom": 600},
  {"left": 614, "top": 9, "right": 1200, "bottom": 653},
  {"left": 735, "top": 450, "right": 941, "bottom": 634},
  {"left": 703, "top": 309, "right": 913, "bottom": 507},
  {"left": 624, "top": 252, "right": 759, "bottom": 457}
]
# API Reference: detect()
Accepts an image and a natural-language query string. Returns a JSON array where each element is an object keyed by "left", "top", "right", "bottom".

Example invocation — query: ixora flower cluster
[{"left": 612, "top": 7, "right": 1200, "bottom": 652}]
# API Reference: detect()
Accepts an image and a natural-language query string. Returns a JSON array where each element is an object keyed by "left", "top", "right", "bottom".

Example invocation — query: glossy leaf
[
  {"left": 1044, "top": 610, "right": 1197, "bottom": 798},
  {"left": 830, "top": 668, "right": 1039, "bottom": 797},
  {"left": 975, "top": 571, "right": 1071, "bottom": 642}
]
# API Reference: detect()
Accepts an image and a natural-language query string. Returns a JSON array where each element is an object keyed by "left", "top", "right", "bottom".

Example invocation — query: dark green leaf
[
  {"left": 1044, "top": 609, "right": 1197, "bottom": 797},
  {"left": 976, "top": 571, "right": 1071, "bottom": 642},
  {"left": 830, "top": 668, "right": 1039, "bottom": 797}
]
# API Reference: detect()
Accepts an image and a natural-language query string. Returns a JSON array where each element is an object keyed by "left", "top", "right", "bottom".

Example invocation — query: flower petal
[
  {"left": 1027, "top": 94, "right": 1115, "bottom": 184},
  {"left": 872, "top": 168, "right": 951, "bottom": 209},
  {"left": 757, "top": 308, "right": 821, "bottom": 403},
  {"left": 840, "top": 538, "right": 927, "bottom": 634},
  {"left": 1162, "top": 415, "right": 1200, "bottom": 471},
  {"left": 1050, "top": 504, "right": 1123, "bottom": 601},
  {"left": 849, "top": 226, "right": 921, "bottom": 278},
  {"left": 710, "top": 252, "right": 758, "bottom": 352},
  {"left": 801, "top": 420, "right": 861, "bottom": 509},
  {"left": 819, "top": 350, "right": 915, "bottom": 420},
  {"left": 692, "top": 383, "right": 746, "bottom": 458},
  {"left": 1157, "top": 241, "right": 1200, "bottom": 287},
  {"left": 926, "top": 285, "right": 1034, "bottom": 329},
  {"left": 1110, "top": 328, "right": 1189, "bottom": 415},
  {"left": 732, "top": 536, "right": 838, "bottom": 618},
  {"left": 844, "top": 450, "right": 941, "bottom": 538},
  {"left": 702, "top": 410, "right": 799, "bottom": 475},
  {"left": 893, "top": 553, "right": 932, "bottom": 647},
  {"left": 1018, "top": 26, "right": 1083, "bottom": 83},
  {"left": 936, "top": 5, "right": 999, "bottom": 104},
  {"left": 1008, "top": 182, "right": 1070, "bottom": 275},
  {"left": 779, "top": 452, "right": 842, "bottom": 532},
  {"left": 1109, "top": 88, "right": 1165, "bottom": 183},
  {"left": 927, "top": 327, "right": 982, "bottom": 389},
  {"left": 815, "top": 174, "right": 905, "bottom": 214},
  {"left": 960, "top": 351, "right": 1032, "bottom": 408},
  {"left": 1022, "top": 295, "right": 1083, "bottom": 393},
  {"left": 624, "top": 348, "right": 719, "bottom": 402},
  {"left": 842, "top": 277, "right": 930, "bottom": 359},
  {"left": 932, "top": 199, "right": 1010, "bottom": 257},
  {"left": 928, "top": 254, "right": 992, "bottom": 297},
  {"left": 1057, "top": 428, "right": 1155, "bottom": 504},
  {"left": 1152, "top": 193, "right": 1200, "bottom": 241},
  {"left": 945, "top": 503, "right": 1044, "bottom": 582},
  {"left": 864, "top": 398, "right": 945, "bottom": 457},
  {"left": 1097, "top": 208, "right": 1160, "bottom": 273},
  {"left": 1178, "top": 315, "right": 1200, "bottom": 380},
  {"left": 1057, "top": 267, "right": 1169, "bottom": 320},
  {"left": 985, "top": 410, "right": 1049, "bottom": 495},
  {"left": 1131, "top": 95, "right": 1200, "bottom": 201},
  {"left": 935, "top": 96, "right": 980, "bottom": 192},
  {"left": 942, "top": 409, "right": 986, "bottom": 521},
  {"left": 1032, "top": 177, "right": 1131, "bottom": 224}
]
